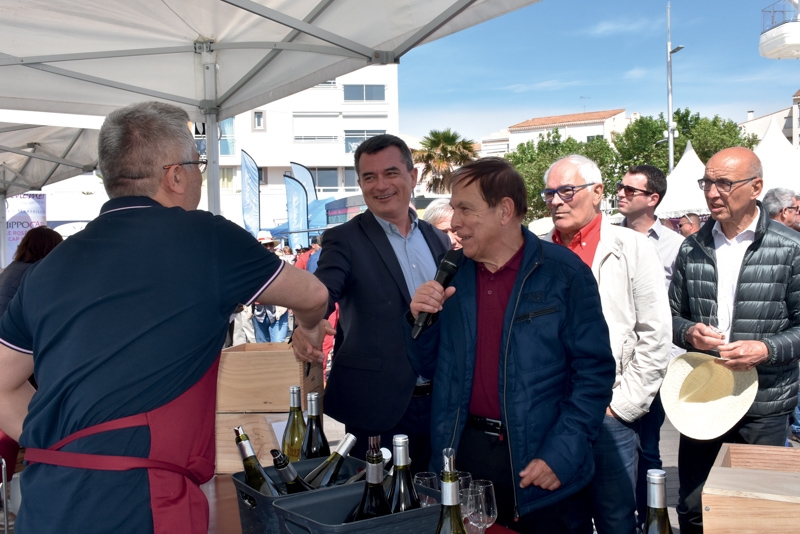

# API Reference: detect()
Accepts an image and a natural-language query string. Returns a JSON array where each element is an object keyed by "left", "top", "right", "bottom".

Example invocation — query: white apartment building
[
  {"left": 738, "top": 89, "right": 800, "bottom": 147},
  {"left": 480, "top": 109, "right": 632, "bottom": 157},
  {"left": 197, "top": 64, "right": 400, "bottom": 228}
]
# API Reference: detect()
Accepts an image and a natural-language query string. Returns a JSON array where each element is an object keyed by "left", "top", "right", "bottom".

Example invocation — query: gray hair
[
  {"left": 763, "top": 187, "right": 796, "bottom": 217},
  {"left": 544, "top": 154, "right": 602, "bottom": 185},
  {"left": 98, "top": 101, "right": 196, "bottom": 199},
  {"left": 422, "top": 198, "right": 454, "bottom": 227}
]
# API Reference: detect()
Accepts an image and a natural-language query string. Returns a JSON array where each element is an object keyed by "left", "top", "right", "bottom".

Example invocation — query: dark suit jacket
[{"left": 314, "top": 209, "right": 450, "bottom": 432}]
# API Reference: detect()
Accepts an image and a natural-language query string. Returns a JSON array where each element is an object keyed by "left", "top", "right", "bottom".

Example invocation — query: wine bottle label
[
  {"left": 237, "top": 439, "right": 256, "bottom": 460},
  {"left": 366, "top": 461, "right": 383, "bottom": 484},
  {"left": 440, "top": 480, "right": 459, "bottom": 506}
]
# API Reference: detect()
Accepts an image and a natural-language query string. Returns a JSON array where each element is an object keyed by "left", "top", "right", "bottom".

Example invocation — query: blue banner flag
[
  {"left": 284, "top": 175, "right": 309, "bottom": 251},
  {"left": 240, "top": 150, "right": 260, "bottom": 238},
  {"left": 290, "top": 162, "right": 318, "bottom": 202}
]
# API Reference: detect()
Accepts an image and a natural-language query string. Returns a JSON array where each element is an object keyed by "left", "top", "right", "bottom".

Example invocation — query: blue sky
[{"left": 398, "top": 0, "right": 800, "bottom": 142}]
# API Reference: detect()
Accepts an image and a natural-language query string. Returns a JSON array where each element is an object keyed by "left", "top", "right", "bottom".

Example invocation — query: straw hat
[
  {"left": 661, "top": 352, "right": 758, "bottom": 440},
  {"left": 256, "top": 230, "right": 280, "bottom": 246}
]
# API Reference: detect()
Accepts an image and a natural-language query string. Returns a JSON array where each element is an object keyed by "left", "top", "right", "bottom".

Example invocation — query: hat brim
[{"left": 661, "top": 352, "right": 758, "bottom": 440}]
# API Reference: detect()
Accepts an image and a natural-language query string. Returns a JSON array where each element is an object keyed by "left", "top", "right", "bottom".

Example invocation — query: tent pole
[
  {"left": 0, "top": 191, "right": 6, "bottom": 268},
  {"left": 202, "top": 45, "right": 221, "bottom": 216}
]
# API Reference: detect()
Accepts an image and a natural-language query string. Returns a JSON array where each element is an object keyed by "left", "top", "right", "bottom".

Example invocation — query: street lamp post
[{"left": 667, "top": 2, "right": 684, "bottom": 173}]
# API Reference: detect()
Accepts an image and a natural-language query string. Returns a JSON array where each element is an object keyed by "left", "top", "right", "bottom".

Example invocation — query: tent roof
[
  {"left": 0, "top": 0, "right": 541, "bottom": 122},
  {"left": 0, "top": 121, "right": 98, "bottom": 198},
  {"left": 754, "top": 116, "right": 800, "bottom": 195},
  {"left": 656, "top": 140, "right": 709, "bottom": 218}
]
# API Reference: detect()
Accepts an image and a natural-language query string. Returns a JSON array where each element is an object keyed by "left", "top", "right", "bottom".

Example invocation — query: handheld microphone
[{"left": 411, "top": 249, "right": 463, "bottom": 339}]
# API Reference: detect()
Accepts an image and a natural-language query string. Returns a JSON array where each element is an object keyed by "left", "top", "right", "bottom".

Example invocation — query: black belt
[
  {"left": 468, "top": 414, "right": 504, "bottom": 436},
  {"left": 412, "top": 382, "right": 433, "bottom": 397}
]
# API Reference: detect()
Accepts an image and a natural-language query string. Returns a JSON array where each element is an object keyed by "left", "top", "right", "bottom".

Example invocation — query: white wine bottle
[
  {"left": 281, "top": 386, "right": 307, "bottom": 462},
  {"left": 435, "top": 448, "right": 467, "bottom": 534},
  {"left": 303, "top": 433, "right": 357, "bottom": 488},
  {"left": 643, "top": 469, "right": 673, "bottom": 534},
  {"left": 233, "top": 426, "right": 280, "bottom": 497},
  {"left": 345, "top": 443, "right": 392, "bottom": 522},
  {"left": 386, "top": 434, "right": 420, "bottom": 512},
  {"left": 270, "top": 449, "right": 315, "bottom": 494},
  {"left": 300, "top": 392, "right": 330, "bottom": 460}
]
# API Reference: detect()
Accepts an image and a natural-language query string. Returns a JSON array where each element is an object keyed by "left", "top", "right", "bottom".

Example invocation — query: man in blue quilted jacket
[
  {"left": 670, "top": 146, "right": 800, "bottom": 533},
  {"left": 409, "top": 158, "right": 615, "bottom": 533}
]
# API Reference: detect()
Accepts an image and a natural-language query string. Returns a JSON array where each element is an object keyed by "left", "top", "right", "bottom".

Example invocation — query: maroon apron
[{"left": 25, "top": 357, "right": 220, "bottom": 534}]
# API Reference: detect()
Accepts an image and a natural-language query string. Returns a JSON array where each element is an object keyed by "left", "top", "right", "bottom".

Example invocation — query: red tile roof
[{"left": 509, "top": 109, "right": 626, "bottom": 132}]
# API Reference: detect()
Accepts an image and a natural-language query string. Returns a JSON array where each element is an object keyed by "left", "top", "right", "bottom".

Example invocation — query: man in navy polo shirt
[{"left": 0, "top": 101, "right": 330, "bottom": 534}]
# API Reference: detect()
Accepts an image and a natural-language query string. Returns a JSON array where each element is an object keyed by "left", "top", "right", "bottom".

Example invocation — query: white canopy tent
[
  {"left": 754, "top": 116, "right": 800, "bottom": 195},
  {"left": 656, "top": 140, "right": 709, "bottom": 218},
  {"left": 0, "top": 0, "right": 541, "bottom": 215}
]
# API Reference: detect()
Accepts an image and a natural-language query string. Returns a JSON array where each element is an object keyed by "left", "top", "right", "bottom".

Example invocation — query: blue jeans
[
  {"left": 591, "top": 414, "right": 639, "bottom": 534},
  {"left": 253, "top": 313, "right": 289, "bottom": 343},
  {"left": 635, "top": 392, "right": 665, "bottom": 527},
  {"left": 791, "top": 389, "right": 800, "bottom": 436}
]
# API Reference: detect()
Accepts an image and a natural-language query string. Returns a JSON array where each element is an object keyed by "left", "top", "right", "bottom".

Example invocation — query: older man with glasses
[
  {"left": 670, "top": 147, "right": 800, "bottom": 533},
  {"left": 762, "top": 187, "right": 798, "bottom": 228},
  {"left": 541, "top": 155, "right": 671, "bottom": 534}
]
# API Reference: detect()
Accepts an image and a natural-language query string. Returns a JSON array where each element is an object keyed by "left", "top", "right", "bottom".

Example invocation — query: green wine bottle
[
  {"left": 345, "top": 443, "right": 392, "bottom": 522},
  {"left": 233, "top": 426, "right": 280, "bottom": 497},
  {"left": 435, "top": 448, "right": 467, "bottom": 534},
  {"left": 300, "top": 392, "right": 330, "bottom": 460},
  {"left": 387, "top": 434, "right": 420, "bottom": 512},
  {"left": 270, "top": 449, "right": 315, "bottom": 494},
  {"left": 643, "top": 469, "right": 673, "bottom": 534},
  {"left": 281, "top": 385, "right": 307, "bottom": 462},
  {"left": 303, "top": 433, "right": 357, "bottom": 488}
]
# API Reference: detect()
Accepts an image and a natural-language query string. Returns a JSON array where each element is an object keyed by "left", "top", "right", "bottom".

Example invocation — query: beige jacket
[{"left": 545, "top": 215, "right": 672, "bottom": 422}]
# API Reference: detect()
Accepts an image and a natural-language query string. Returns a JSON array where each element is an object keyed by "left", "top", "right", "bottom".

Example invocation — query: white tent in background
[
  {"left": 754, "top": 116, "right": 800, "bottom": 194},
  {"left": 0, "top": 0, "right": 542, "bottom": 216},
  {"left": 656, "top": 140, "right": 709, "bottom": 218}
]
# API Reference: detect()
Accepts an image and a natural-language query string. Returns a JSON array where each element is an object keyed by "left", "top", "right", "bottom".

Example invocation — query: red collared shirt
[
  {"left": 552, "top": 213, "right": 602, "bottom": 267},
  {"left": 469, "top": 243, "right": 525, "bottom": 420}
]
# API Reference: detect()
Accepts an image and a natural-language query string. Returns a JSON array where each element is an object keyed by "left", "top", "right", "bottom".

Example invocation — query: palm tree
[{"left": 413, "top": 128, "right": 478, "bottom": 194}]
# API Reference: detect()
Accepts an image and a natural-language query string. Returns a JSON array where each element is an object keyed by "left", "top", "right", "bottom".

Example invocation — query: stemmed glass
[
  {"left": 460, "top": 488, "right": 480, "bottom": 534},
  {"left": 413, "top": 471, "right": 439, "bottom": 507},
  {"left": 468, "top": 480, "right": 497, "bottom": 534},
  {"left": 457, "top": 471, "right": 472, "bottom": 491},
  {"left": 708, "top": 302, "right": 731, "bottom": 345}
]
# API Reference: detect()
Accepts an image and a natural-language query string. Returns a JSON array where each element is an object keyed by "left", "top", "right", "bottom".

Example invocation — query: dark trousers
[
  {"left": 636, "top": 392, "right": 665, "bottom": 527},
  {"left": 457, "top": 423, "right": 593, "bottom": 534},
  {"left": 677, "top": 414, "right": 788, "bottom": 534},
  {"left": 345, "top": 393, "right": 432, "bottom": 476}
]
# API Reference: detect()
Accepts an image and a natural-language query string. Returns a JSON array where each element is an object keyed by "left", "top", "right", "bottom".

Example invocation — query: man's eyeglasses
[
  {"left": 697, "top": 177, "right": 756, "bottom": 192},
  {"left": 784, "top": 206, "right": 800, "bottom": 213},
  {"left": 540, "top": 183, "right": 596, "bottom": 203},
  {"left": 163, "top": 158, "right": 207, "bottom": 174},
  {"left": 615, "top": 182, "right": 653, "bottom": 197},
  {"left": 678, "top": 221, "right": 693, "bottom": 229}
]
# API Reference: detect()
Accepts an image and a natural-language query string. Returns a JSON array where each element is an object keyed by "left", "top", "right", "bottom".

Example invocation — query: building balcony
[{"left": 760, "top": 0, "right": 800, "bottom": 58}]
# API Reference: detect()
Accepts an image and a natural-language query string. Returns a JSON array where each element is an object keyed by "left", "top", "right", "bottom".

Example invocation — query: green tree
[
  {"left": 505, "top": 129, "right": 618, "bottom": 221},
  {"left": 413, "top": 128, "right": 478, "bottom": 193}
]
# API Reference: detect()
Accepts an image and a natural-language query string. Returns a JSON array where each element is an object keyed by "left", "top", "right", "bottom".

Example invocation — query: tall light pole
[{"left": 667, "top": 2, "right": 684, "bottom": 173}]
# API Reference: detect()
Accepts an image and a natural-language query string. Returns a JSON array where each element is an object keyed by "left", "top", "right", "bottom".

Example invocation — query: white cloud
[
  {"left": 624, "top": 68, "right": 648, "bottom": 80},
  {"left": 586, "top": 18, "right": 656, "bottom": 37},
  {"left": 504, "top": 79, "right": 582, "bottom": 93}
]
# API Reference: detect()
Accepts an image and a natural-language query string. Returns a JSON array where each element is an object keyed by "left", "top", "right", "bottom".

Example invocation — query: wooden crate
[
  {"left": 703, "top": 443, "right": 800, "bottom": 533},
  {"left": 217, "top": 343, "right": 322, "bottom": 412},
  {"left": 215, "top": 342, "right": 324, "bottom": 474}
]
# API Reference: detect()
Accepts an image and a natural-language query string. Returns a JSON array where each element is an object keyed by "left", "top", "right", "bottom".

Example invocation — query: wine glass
[
  {"left": 413, "top": 471, "right": 439, "bottom": 507},
  {"left": 460, "top": 488, "right": 480, "bottom": 534},
  {"left": 457, "top": 471, "right": 472, "bottom": 491},
  {"left": 468, "top": 480, "right": 497, "bottom": 534},
  {"left": 708, "top": 302, "right": 730, "bottom": 343}
]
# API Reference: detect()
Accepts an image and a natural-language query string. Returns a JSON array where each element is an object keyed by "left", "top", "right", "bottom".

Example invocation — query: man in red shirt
[{"left": 411, "top": 158, "right": 614, "bottom": 532}]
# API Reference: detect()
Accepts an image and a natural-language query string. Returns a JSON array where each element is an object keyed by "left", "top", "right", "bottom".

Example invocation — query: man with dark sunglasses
[{"left": 616, "top": 164, "right": 684, "bottom": 532}]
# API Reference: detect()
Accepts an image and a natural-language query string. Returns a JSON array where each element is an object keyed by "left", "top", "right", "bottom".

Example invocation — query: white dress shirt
[{"left": 711, "top": 207, "right": 760, "bottom": 342}]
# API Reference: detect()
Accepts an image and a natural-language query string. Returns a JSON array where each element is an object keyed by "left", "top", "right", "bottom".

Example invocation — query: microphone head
[{"left": 438, "top": 249, "right": 463, "bottom": 276}]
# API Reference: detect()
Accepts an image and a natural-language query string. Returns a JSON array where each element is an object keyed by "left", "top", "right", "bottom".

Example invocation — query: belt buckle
[{"left": 484, "top": 417, "right": 502, "bottom": 436}]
